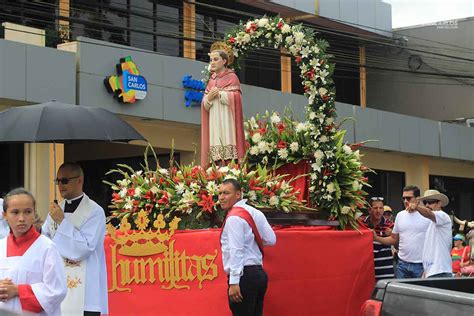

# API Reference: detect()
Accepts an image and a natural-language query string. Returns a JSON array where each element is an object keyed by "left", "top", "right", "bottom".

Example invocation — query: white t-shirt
[
  {"left": 422, "top": 211, "right": 452, "bottom": 277},
  {"left": 393, "top": 210, "right": 431, "bottom": 263}
]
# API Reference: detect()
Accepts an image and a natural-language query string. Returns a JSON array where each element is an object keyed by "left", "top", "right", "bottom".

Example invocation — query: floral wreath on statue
[{"left": 201, "top": 16, "right": 370, "bottom": 229}]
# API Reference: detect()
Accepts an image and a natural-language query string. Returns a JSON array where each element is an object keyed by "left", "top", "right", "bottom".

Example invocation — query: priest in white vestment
[
  {"left": 0, "top": 188, "right": 67, "bottom": 315},
  {"left": 42, "top": 162, "right": 108, "bottom": 316}
]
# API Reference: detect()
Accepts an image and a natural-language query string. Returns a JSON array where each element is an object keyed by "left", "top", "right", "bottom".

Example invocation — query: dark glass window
[
  {"left": 70, "top": 0, "right": 182, "bottom": 56},
  {"left": 366, "top": 169, "right": 406, "bottom": 213},
  {"left": 0, "top": 144, "right": 24, "bottom": 197},
  {"left": 430, "top": 175, "right": 474, "bottom": 221}
]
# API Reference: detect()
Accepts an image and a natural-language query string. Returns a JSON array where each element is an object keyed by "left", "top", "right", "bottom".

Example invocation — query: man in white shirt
[
  {"left": 42, "top": 162, "right": 108, "bottom": 315},
  {"left": 374, "top": 185, "right": 431, "bottom": 278},
  {"left": 408, "top": 189, "right": 453, "bottom": 278},
  {"left": 219, "top": 178, "right": 276, "bottom": 316}
]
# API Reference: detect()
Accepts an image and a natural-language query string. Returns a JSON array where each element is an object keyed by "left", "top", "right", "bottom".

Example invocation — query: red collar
[{"left": 7, "top": 226, "right": 40, "bottom": 257}]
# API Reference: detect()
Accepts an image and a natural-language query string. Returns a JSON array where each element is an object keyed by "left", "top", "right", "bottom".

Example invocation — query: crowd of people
[{"left": 362, "top": 185, "right": 473, "bottom": 281}]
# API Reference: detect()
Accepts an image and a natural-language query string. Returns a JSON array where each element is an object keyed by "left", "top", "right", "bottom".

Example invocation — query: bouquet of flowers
[
  {"left": 245, "top": 110, "right": 312, "bottom": 169},
  {"left": 105, "top": 146, "right": 305, "bottom": 229}
]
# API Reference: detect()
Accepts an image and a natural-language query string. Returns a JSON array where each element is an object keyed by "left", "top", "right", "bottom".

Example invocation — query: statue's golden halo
[{"left": 210, "top": 41, "right": 234, "bottom": 66}]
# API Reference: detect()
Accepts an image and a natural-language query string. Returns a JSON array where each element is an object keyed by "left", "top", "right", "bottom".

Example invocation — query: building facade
[{"left": 0, "top": 0, "right": 473, "bottom": 220}]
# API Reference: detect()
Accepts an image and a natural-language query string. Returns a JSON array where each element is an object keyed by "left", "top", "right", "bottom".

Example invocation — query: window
[
  {"left": 0, "top": 144, "right": 24, "bottom": 197},
  {"left": 366, "top": 169, "right": 406, "bottom": 213},
  {"left": 430, "top": 175, "right": 474, "bottom": 221}
]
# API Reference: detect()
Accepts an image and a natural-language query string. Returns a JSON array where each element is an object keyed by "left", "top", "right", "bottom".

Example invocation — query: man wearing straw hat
[{"left": 407, "top": 189, "right": 453, "bottom": 278}]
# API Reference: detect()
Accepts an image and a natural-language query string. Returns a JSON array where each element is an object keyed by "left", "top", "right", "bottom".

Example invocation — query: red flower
[
  {"left": 197, "top": 194, "right": 215, "bottom": 214},
  {"left": 295, "top": 56, "right": 302, "bottom": 63},
  {"left": 191, "top": 166, "right": 201, "bottom": 178},
  {"left": 304, "top": 85, "right": 311, "bottom": 93},
  {"left": 321, "top": 95, "right": 330, "bottom": 102},
  {"left": 259, "top": 127, "right": 267, "bottom": 135},
  {"left": 305, "top": 69, "right": 315, "bottom": 80},
  {"left": 143, "top": 190, "right": 154, "bottom": 200},
  {"left": 112, "top": 192, "right": 122, "bottom": 201},
  {"left": 324, "top": 124, "right": 334, "bottom": 132},
  {"left": 145, "top": 203, "right": 154, "bottom": 212},
  {"left": 127, "top": 188, "right": 136, "bottom": 196},
  {"left": 157, "top": 191, "right": 169, "bottom": 205},
  {"left": 277, "top": 21, "right": 284, "bottom": 29},
  {"left": 277, "top": 140, "right": 287, "bottom": 149},
  {"left": 249, "top": 178, "right": 264, "bottom": 191},
  {"left": 277, "top": 122, "right": 286, "bottom": 134},
  {"left": 323, "top": 169, "right": 333, "bottom": 177},
  {"left": 228, "top": 37, "right": 236, "bottom": 44}
]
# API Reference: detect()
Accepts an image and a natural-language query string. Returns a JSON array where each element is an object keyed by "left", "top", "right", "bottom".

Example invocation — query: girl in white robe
[{"left": 0, "top": 188, "right": 67, "bottom": 315}]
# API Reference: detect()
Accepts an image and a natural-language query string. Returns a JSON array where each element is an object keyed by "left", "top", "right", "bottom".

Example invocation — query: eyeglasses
[
  {"left": 423, "top": 199, "right": 439, "bottom": 205},
  {"left": 371, "top": 197, "right": 384, "bottom": 201},
  {"left": 402, "top": 196, "right": 415, "bottom": 201},
  {"left": 55, "top": 176, "right": 79, "bottom": 185}
]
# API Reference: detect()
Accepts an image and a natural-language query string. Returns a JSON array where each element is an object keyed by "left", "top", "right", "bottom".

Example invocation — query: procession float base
[{"left": 105, "top": 226, "right": 375, "bottom": 316}]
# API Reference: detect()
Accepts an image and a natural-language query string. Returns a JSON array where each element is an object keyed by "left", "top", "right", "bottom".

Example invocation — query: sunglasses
[
  {"left": 423, "top": 199, "right": 439, "bottom": 205},
  {"left": 371, "top": 197, "right": 384, "bottom": 201},
  {"left": 55, "top": 176, "right": 79, "bottom": 185}
]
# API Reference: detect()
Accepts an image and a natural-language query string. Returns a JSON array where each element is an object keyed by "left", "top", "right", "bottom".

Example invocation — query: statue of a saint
[{"left": 201, "top": 42, "right": 245, "bottom": 167}]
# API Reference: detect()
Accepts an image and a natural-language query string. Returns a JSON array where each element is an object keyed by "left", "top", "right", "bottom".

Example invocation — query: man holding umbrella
[{"left": 42, "top": 162, "right": 108, "bottom": 315}]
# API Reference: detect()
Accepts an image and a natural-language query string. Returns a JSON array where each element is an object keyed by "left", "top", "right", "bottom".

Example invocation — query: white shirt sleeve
[
  {"left": 31, "top": 243, "right": 67, "bottom": 314},
  {"left": 53, "top": 210, "right": 106, "bottom": 261},
  {"left": 224, "top": 216, "right": 246, "bottom": 285},
  {"left": 434, "top": 211, "right": 451, "bottom": 226}
]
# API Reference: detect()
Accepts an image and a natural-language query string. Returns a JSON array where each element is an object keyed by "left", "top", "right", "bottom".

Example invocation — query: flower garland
[{"left": 203, "top": 16, "right": 368, "bottom": 228}]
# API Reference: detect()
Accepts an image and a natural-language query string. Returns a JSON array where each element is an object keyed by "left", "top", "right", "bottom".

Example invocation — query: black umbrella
[{"left": 0, "top": 101, "right": 147, "bottom": 199}]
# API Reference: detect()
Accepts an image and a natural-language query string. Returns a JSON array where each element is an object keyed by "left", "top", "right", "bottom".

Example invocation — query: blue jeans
[
  {"left": 428, "top": 272, "right": 453, "bottom": 278},
  {"left": 396, "top": 259, "right": 424, "bottom": 278}
]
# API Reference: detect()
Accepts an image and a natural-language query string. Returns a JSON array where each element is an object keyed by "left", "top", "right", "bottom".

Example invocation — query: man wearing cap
[
  {"left": 407, "top": 189, "right": 453, "bottom": 278},
  {"left": 383, "top": 205, "right": 393, "bottom": 222}
]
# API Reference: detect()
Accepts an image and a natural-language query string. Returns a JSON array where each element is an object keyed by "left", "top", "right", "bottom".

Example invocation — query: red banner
[{"left": 106, "top": 226, "right": 374, "bottom": 316}]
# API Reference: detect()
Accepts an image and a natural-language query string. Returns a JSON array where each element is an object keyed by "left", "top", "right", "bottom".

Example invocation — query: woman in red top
[{"left": 451, "top": 234, "right": 470, "bottom": 276}]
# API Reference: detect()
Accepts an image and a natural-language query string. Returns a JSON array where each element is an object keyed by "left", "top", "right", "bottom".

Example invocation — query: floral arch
[{"left": 205, "top": 16, "right": 369, "bottom": 228}]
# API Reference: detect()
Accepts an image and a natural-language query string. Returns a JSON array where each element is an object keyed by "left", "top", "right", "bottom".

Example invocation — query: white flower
[
  {"left": 262, "top": 156, "right": 268, "bottom": 164},
  {"left": 252, "top": 133, "right": 262, "bottom": 143},
  {"left": 224, "top": 175, "right": 237, "bottom": 180},
  {"left": 343, "top": 145, "right": 352, "bottom": 155},
  {"left": 175, "top": 183, "right": 185, "bottom": 195},
  {"left": 270, "top": 113, "right": 281, "bottom": 124},
  {"left": 285, "top": 35, "right": 294, "bottom": 45},
  {"left": 246, "top": 190, "right": 257, "bottom": 201},
  {"left": 280, "top": 181, "right": 289, "bottom": 191},
  {"left": 290, "top": 142, "right": 299, "bottom": 152},
  {"left": 319, "top": 135, "right": 328, "bottom": 143},
  {"left": 289, "top": 45, "right": 299, "bottom": 55},
  {"left": 327, "top": 183, "right": 336, "bottom": 193},
  {"left": 352, "top": 181, "right": 361, "bottom": 191},
  {"left": 294, "top": 31, "right": 305, "bottom": 44},
  {"left": 257, "top": 18, "right": 269, "bottom": 27},
  {"left": 186, "top": 208, "right": 193, "bottom": 214},
  {"left": 206, "top": 181, "right": 218, "bottom": 194},
  {"left": 300, "top": 46, "right": 310, "bottom": 58},
  {"left": 124, "top": 199, "right": 133, "bottom": 210},
  {"left": 281, "top": 24, "right": 291, "bottom": 34},
  {"left": 134, "top": 187, "right": 141, "bottom": 197},
  {"left": 246, "top": 21, "right": 253, "bottom": 29},
  {"left": 354, "top": 150, "right": 360, "bottom": 159},
  {"left": 325, "top": 117, "right": 334, "bottom": 125},
  {"left": 278, "top": 148, "right": 289, "bottom": 159},
  {"left": 341, "top": 206, "right": 351, "bottom": 214},
  {"left": 275, "top": 34, "right": 283, "bottom": 44},
  {"left": 242, "top": 34, "right": 251, "bottom": 43},
  {"left": 119, "top": 187, "right": 128, "bottom": 198},
  {"left": 250, "top": 146, "right": 259, "bottom": 156},
  {"left": 190, "top": 182, "right": 200, "bottom": 192},
  {"left": 295, "top": 122, "right": 308, "bottom": 132},
  {"left": 219, "top": 166, "right": 229, "bottom": 173},
  {"left": 309, "top": 112, "right": 316, "bottom": 120},
  {"left": 150, "top": 185, "right": 159, "bottom": 194},
  {"left": 310, "top": 173, "right": 317, "bottom": 180},
  {"left": 318, "top": 87, "right": 328, "bottom": 96},
  {"left": 183, "top": 190, "right": 195, "bottom": 203},
  {"left": 314, "top": 150, "right": 324, "bottom": 160},
  {"left": 229, "top": 168, "right": 241, "bottom": 176},
  {"left": 312, "top": 46, "right": 320, "bottom": 54},
  {"left": 310, "top": 58, "right": 320, "bottom": 67},
  {"left": 269, "top": 195, "right": 280, "bottom": 206}
]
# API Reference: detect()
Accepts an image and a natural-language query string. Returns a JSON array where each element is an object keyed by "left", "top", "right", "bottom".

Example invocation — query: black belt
[{"left": 244, "top": 265, "right": 262, "bottom": 271}]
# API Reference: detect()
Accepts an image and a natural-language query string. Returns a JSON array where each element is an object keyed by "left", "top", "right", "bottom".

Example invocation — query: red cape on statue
[{"left": 201, "top": 68, "right": 246, "bottom": 167}]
